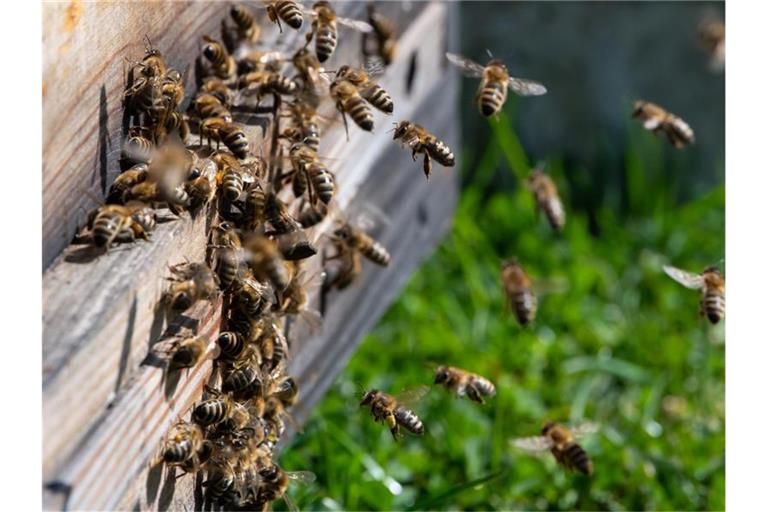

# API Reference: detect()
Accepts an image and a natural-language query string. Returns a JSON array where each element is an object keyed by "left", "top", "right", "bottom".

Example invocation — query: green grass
[{"left": 279, "top": 107, "right": 725, "bottom": 511}]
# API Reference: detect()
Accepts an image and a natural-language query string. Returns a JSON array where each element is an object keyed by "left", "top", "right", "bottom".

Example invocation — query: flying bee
[
  {"left": 663, "top": 264, "right": 725, "bottom": 324},
  {"left": 84, "top": 202, "right": 153, "bottom": 249},
  {"left": 501, "top": 258, "right": 537, "bottom": 326},
  {"left": 433, "top": 365, "right": 496, "bottom": 404},
  {"left": 200, "top": 35, "right": 236, "bottom": 80},
  {"left": 276, "top": 263, "right": 324, "bottom": 333},
  {"left": 193, "top": 93, "right": 233, "bottom": 122},
  {"left": 330, "top": 79, "right": 374, "bottom": 135},
  {"left": 162, "top": 422, "right": 205, "bottom": 471},
  {"left": 265, "top": 192, "right": 302, "bottom": 234},
  {"left": 304, "top": 1, "right": 373, "bottom": 63},
  {"left": 446, "top": 52, "right": 547, "bottom": 117},
  {"left": 333, "top": 221, "right": 390, "bottom": 266},
  {"left": 229, "top": 3, "right": 261, "bottom": 44},
  {"left": 335, "top": 64, "right": 394, "bottom": 114},
  {"left": 324, "top": 242, "right": 361, "bottom": 291},
  {"left": 121, "top": 128, "right": 155, "bottom": 165},
  {"left": 107, "top": 163, "right": 149, "bottom": 204},
  {"left": 632, "top": 100, "right": 695, "bottom": 149},
  {"left": 193, "top": 387, "right": 250, "bottom": 429},
  {"left": 527, "top": 169, "right": 565, "bottom": 231},
  {"left": 360, "top": 387, "right": 428, "bottom": 440},
  {"left": 697, "top": 16, "right": 725, "bottom": 72},
  {"left": 512, "top": 422, "right": 597, "bottom": 476},
  {"left": 164, "top": 261, "right": 219, "bottom": 312},
  {"left": 265, "top": 0, "right": 304, "bottom": 32},
  {"left": 243, "top": 234, "right": 290, "bottom": 291},
  {"left": 364, "top": 3, "right": 397, "bottom": 67},
  {"left": 392, "top": 120, "right": 455, "bottom": 179},
  {"left": 168, "top": 335, "right": 208, "bottom": 370}
]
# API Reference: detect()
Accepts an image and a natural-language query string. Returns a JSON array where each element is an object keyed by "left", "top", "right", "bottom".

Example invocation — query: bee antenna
[{"left": 486, "top": 48, "right": 494, "bottom": 60}]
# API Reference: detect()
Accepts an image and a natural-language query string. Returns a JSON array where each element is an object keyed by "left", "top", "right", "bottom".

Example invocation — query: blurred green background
[{"left": 280, "top": 2, "right": 724, "bottom": 510}]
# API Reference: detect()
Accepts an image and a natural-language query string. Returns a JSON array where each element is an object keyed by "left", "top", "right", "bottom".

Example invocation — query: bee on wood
[
  {"left": 237, "top": 50, "right": 285, "bottom": 75},
  {"left": 364, "top": 3, "right": 397, "bottom": 67},
  {"left": 527, "top": 169, "right": 565, "bottom": 231},
  {"left": 335, "top": 64, "right": 394, "bottom": 114},
  {"left": 360, "top": 387, "right": 428, "bottom": 440},
  {"left": 163, "top": 110, "right": 190, "bottom": 142},
  {"left": 200, "top": 77, "right": 236, "bottom": 107},
  {"left": 193, "top": 93, "right": 233, "bottom": 122},
  {"left": 392, "top": 120, "right": 455, "bottom": 179},
  {"left": 433, "top": 365, "right": 496, "bottom": 404},
  {"left": 217, "top": 331, "right": 245, "bottom": 361},
  {"left": 107, "top": 163, "right": 149, "bottom": 204},
  {"left": 501, "top": 258, "right": 537, "bottom": 326},
  {"left": 168, "top": 335, "right": 208, "bottom": 370},
  {"left": 265, "top": 0, "right": 304, "bottom": 32},
  {"left": 282, "top": 100, "right": 322, "bottom": 151},
  {"left": 184, "top": 157, "right": 218, "bottom": 208},
  {"left": 632, "top": 100, "right": 695, "bottom": 149},
  {"left": 164, "top": 261, "right": 219, "bottom": 312},
  {"left": 132, "top": 36, "right": 167, "bottom": 79},
  {"left": 233, "top": 275, "right": 272, "bottom": 320},
  {"left": 223, "top": 345, "right": 264, "bottom": 395},
  {"left": 229, "top": 4, "right": 261, "bottom": 45},
  {"left": 200, "top": 35, "right": 236, "bottom": 80},
  {"left": 663, "top": 264, "right": 725, "bottom": 324},
  {"left": 446, "top": 52, "right": 547, "bottom": 117},
  {"left": 84, "top": 202, "right": 154, "bottom": 249},
  {"left": 193, "top": 387, "right": 250, "bottom": 429},
  {"left": 121, "top": 128, "right": 155, "bottom": 165},
  {"left": 288, "top": 142, "right": 335, "bottom": 205},
  {"left": 124, "top": 75, "right": 167, "bottom": 123},
  {"left": 243, "top": 180, "right": 268, "bottom": 232},
  {"left": 330, "top": 79, "right": 374, "bottom": 135},
  {"left": 304, "top": 1, "right": 373, "bottom": 63},
  {"left": 202, "top": 447, "right": 241, "bottom": 504},
  {"left": 160, "top": 67, "right": 185, "bottom": 112},
  {"left": 236, "top": 70, "right": 299, "bottom": 104},
  {"left": 512, "top": 422, "right": 597, "bottom": 476},
  {"left": 162, "top": 422, "right": 206, "bottom": 472}
]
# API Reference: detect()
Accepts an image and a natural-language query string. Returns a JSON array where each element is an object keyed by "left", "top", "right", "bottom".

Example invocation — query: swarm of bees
[{"left": 65, "top": 1, "right": 723, "bottom": 505}]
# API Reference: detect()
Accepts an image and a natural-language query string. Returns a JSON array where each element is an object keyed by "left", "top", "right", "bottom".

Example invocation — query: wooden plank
[{"left": 43, "top": 3, "right": 453, "bottom": 510}]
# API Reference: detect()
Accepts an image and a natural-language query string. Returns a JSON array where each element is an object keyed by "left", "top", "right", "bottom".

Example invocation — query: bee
[
  {"left": 107, "top": 163, "right": 149, "bottom": 204},
  {"left": 282, "top": 100, "right": 322, "bottom": 151},
  {"left": 291, "top": 48, "right": 324, "bottom": 105},
  {"left": 501, "top": 258, "right": 537, "bottom": 326},
  {"left": 265, "top": 192, "right": 302, "bottom": 235},
  {"left": 243, "top": 235, "right": 290, "bottom": 291},
  {"left": 185, "top": 157, "right": 218, "bottom": 208},
  {"left": 364, "top": 3, "right": 397, "bottom": 67},
  {"left": 223, "top": 346, "right": 264, "bottom": 394},
  {"left": 663, "top": 264, "right": 725, "bottom": 324},
  {"left": 256, "top": 319, "right": 289, "bottom": 372},
  {"left": 168, "top": 335, "right": 208, "bottom": 370},
  {"left": 253, "top": 465, "right": 316, "bottom": 510},
  {"left": 124, "top": 75, "right": 166, "bottom": 123},
  {"left": 244, "top": 180, "right": 268, "bottom": 231},
  {"left": 193, "top": 387, "right": 250, "bottom": 428},
  {"left": 229, "top": 4, "right": 261, "bottom": 44},
  {"left": 446, "top": 52, "right": 547, "bottom": 117},
  {"left": 233, "top": 275, "right": 272, "bottom": 319},
  {"left": 335, "top": 64, "right": 394, "bottom": 114},
  {"left": 304, "top": 1, "right": 372, "bottom": 63},
  {"left": 85, "top": 202, "right": 153, "bottom": 249},
  {"left": 162, "top": 422, "right": 205, "bottom": 470},
  {"left": 265, "top": 0, "right": 304, "bottom": 32},
  {"left": 360, "top": 387, "right": 427, "bottom": 440},
  {"left": 165, "top": 261, "right": 219, "bottom": 312},
  {"left": 324, "top": 242, "right": 361, "bottom": 291},
  {"left": 128, "top": 202, "right": 158, "bottom": 234},
  {"left": 276, "top": 264, "right": 324, "bottom": 333},
  {"left": 121, "top": 128, "right": 154, "bottom": 165},
  {"left": 202, "top": 447, "right": 241, "bottom": 504},
  {"left": 201, "top": 35, "right": 236, "bottom": 80},
  {"left": 217, "top": 331, "right": 245, "bottom": 361},
  {"left": 527, "top": 169, "right": 565, "bottom": 231},
  {"left": 392, "top": 121, "right": 455, "bottom": 179},
  {"left": 330, "top": 79, "right": 374, "bottom": 134},
  {"left": 200, "top": 77, "right": 235, "bottom": 107},
  {"left": 164, "top": 110, "right": 190, "bottom": 142},
  {"left": 237, "top": 70, "right": 299, "bottom": 104},
  {"left": 193, "top": 93, "right": 233, "bottom": 122},
  {"left": 133, "top": 37, "right": 167, "bottom": 79},
  {"left": 288, "top": 142, "right": 335, "bottom": 205},
  {"left": 270, "top": 375, "right": 299, "bottom": 407},
  {"left": 160, "top": 68, "right": 185, "bottom": 111},
  {"left": 334, "top": 221, "right": 390, "bottom": 266},
  {"left": 237, "top": 50, "right": 285, "bottom": 75},
  {"left": 219, "top": 123, "right": 251, "bottom": 159},
  {"left": 512, "top": 422, "right": 597, "bottom": 476},
  {"left": 433, "top": 365, "right": 496, "bottom": 404},
  {"left": 698, "top": 17, "right": 725, "bottom": 72},
  {"left": 632, "top": 101, "right": 695, "bottom": 149}
]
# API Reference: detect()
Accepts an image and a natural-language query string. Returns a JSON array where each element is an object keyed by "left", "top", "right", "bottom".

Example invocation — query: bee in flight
[
  {"left": 512, "top": 421, "right": 597, "bottom": 476},
  {"left": 360, "top": 386, "right": 428, "bottom": 440},
  {"left": 433, "top": 365, "right": 496, "bottom": 404},
  {"left": 392, "top": 120, "right": 455, "bottom": 179},
  {"left": 446, "top": 51, "right": 547, "bottom": 117},
  {"left": 304, "top": 1, "right": 373, "bottom": 63},
  {"left": 501, "top": 258, "right": 537, "bottom": 326},
  {"left": 528, "top": 168, "right": 566, "bottom": 231},
  {"left": 663, "top": 264, "right": 725, "bottom": 324},
  {"left": 632, "top": 100, "right": 695, "bottom": 149}
]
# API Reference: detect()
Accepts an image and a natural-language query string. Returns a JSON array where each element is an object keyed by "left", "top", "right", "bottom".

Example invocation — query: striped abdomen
[
  {"left": 343, "top": 95, "right": 374, "bottom": 131},
  {"left": 215, "top": 249, "right": 240, "bottom": 290},
  {"left": 205, "top": 471, "right": 235, "bottom": 503},
  {"left": 217, "top": 331, "right": 244, "bottom": 359},
  {"left": 203, "top": 40, "right": 229, "bottom": 70},
  {"left": 165, "top": 111, "right": 190, "bottom": 141},
  {"left": 303, "top": 121, "right": 321, "bottom": 151},
  {"left": 361, "top": 84, "right": 394, "bottom": 114},
  {"left": 394, "top": 406, "right": 424, "bottom": 435},
  {"left": 222, "top": 169, "right": 244, "bottom": 201},
  {"left": 702, "top": 289, "right": 725, "bottom": 324},
  {"left": 478, "top": 80, "right": 507, "bottom": 117},
  {"left": 298, "top": 202, "right": 327, "bottom": 228},
  {"left": 541, "top": 196, "right": 565, "bottom": 231},
  {"left": 465, "top": 376, "right": 496, "bottom": 403},
  {"left": 357, "top": 234, "right": 390, "bottom": 266},
  {"left": 292, "top": 164, "right": 308, "bottom": 198},
  {"left": 512, "top": 288, "right": 537, "bottom": 326},
  {"left": 192, "top": 399, "right": 229, "bottom": 426},
  {"left": 130, "top": 207, "right": 156, "bottom": 234},
  {"left": 245, "top": 184, "right": 266, "bottom": 229},
  {"left": 93, "top": 211, "right": 129, "bottom": 248},
  {"left": 558, "top": 442, "right": 593, "bottom": 475},
  {"left": 309, "top": 162, "right": 335, "bottom": 204},
  {"left": 219, "top": 124, "right": 249, "bottom": 159},
  {"left": 426, "top": 137, "right": 455, "bottom": 167},
  {"left": 315, "top": 22, "right": 338, "bottom": 62},
  {"left": 223, "top": 364, "right": 258, "bottom": 392},
  {"left": 163, "top": 439, "right": 193, "bottom": 464},
  {"left": 121, "top": 135, "right": 154, "bottom": 165},
  {"left": 266, "top": 73, "right": 298, "bottom": 95},
  {"left": 277, "top": 1, "right": 303, "bottom": 29}
]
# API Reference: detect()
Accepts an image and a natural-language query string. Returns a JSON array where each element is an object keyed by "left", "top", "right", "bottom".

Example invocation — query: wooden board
[{"left": 43, "top": 2, "right": 458, "bottom": 510}]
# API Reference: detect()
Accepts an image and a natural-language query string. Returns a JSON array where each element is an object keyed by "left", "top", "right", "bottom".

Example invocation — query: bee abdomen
[
  {"left": 223, "top": 365, "right": 258, "bottom": 392},
  {"left": 703, "top": 292, "right": 725, "bottom": 324},
  {"left": 267, "top": 74, "right": 299, "bottom": 95},
  {"left": 222, "top": 170, "right": 244, "bottom": 201},
  {"left": 122, "top": 136, "right": 154, "bottom": 165},
  {"left": 513, "top": 290, "right": 537, "bottom": 326},
  {"left": 93, "top": 212, "right": 125, "bottom": 248},
  {"left": 362, "top": 84, "right": 394, "bottom": 114},
  {"left": 163, "top": 440, "right": 192, "bottom": 463},
  {"left": 309, "top": 163, "right": 335, "bottom": 204},
  {"left": 192, "top": 399, "right": 229, "bottom": 426},
  {"left": 298, "top": 203, "right": 327, "bottom": 228},
  {"left": 315, "top": 26, "right": 337, "bottom": 62},
  {"left": 565, "top": 443, "right": 593, "bottom": 475},
  {"left": 543, "top": 198, "right": 565, "bottom": 231},
  {"left": 303, "top": 123, "right": 321, "bottom": 151},
  {"left": 217, "top": 331, "right": 244, "bottom": 359},
  {"left": 473, "top": 377, "right": 496, "bottom": 398},
  {"left": 394, "top": 406, "right": 424, "bottom": 435},
  {"left": 479, "top": 82, "right": 506, "bottom": 117},
  {"left": 427, "top": 139, "right": 455, "bottom": 167},
  {"left": 219, "top": 124, "right": 249, "bottom": 159},
  {"left": 278, "top": 1, "right": 303, "bottom": 29},
  {"left": 345, "top": 97, "right": 374, "bottom": 131},
  {"left": 362, "top": 239, "right": 390, "bottom": 266},
  {"left": 205, "top": 471, "right": 235, "bottom": 502}
]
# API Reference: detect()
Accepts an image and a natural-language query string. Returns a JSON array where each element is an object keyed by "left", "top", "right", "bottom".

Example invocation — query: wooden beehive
[{"left": 42, "top": 2, "right": 459, "bottom": 510}]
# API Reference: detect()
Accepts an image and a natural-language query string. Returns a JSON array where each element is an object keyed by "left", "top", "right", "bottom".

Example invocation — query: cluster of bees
[{"left": 67, "top": 1, "right": 725, "bottom": 506}]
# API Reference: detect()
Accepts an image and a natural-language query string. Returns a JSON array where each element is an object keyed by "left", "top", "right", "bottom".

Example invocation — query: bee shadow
[
  {"left": 63, "top": 245, "right": 105, "bottom": 264},
  {"left": 145, "top": 460, "right": 164, "bottom": 506},
  {"left": 157, "top": 466, "right": 177, "bottom": 511}
]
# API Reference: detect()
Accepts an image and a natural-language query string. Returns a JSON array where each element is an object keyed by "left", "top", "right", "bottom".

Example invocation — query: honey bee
[
  {"left": 364, "top": 3, "right": 397, "bottom": 67},
  {"left": 200, "top": 77, "right": 236, "bottom": 107},
  {"left": 265, "top": 192, "right": 302, "bottom": 235},
  {"left": 501, "top": 258, "right": 537, "bottom": 326},
  {"left": 663, "top": 264, "right": 725, "bottom": 324},
  {"left": 164, "top": 110, "right": 190, "bottom": 142},
  {"left": 392, "top": 120, "right": 455, "bottom": 178},
  {"left": 201, "top": 35, "right": 236, "bottom": 80},
  {"left": 168, "top": 335, "right": 208, "bottom": 370},
  {"left": 324, "top": 243, "right": 361, "bottom": 291},
  {"left": 160, "top": 67, "right": 185, "bottom": 112},
  {"left": 330, "top": 79, "right": 374, "bottom": 134},
  {"left": 237, "top": 50, "right": 285, "bottom": 75},
  {"left": 217, "top": 331, "right": 245, "bottom": 361},
  {"left": 243, "top": 234, "right": 290, "bottom": 291},
  {"left": 304, "top": 1, "right": 373, "bottom": 63},
  {"left": 237, "top": 70, "right": 299, "bottom": 104},
  {"left": 270, "top": 375, "right": 299, "bottom": 407},
  {"left": 184, "top": 157, "right": 218, "bottom": 208},
  {"left": 298, "top": 201, "right": 328, "bottom": 228},
  {"left": 527, "top": 169, "right": 565, "bottom": 231},
  {"left": 219, "top": 122, "right": 251, "bottom": 159},
  {"left": 244, "top": 180, "right": 268, "bottom": 231},
  {"left": 165, "top": 261, "right": 219, "bottom": 312},
  {"left": 632, "top": 100, "right": 695, "bottom": 149},
  {"left": 229, "top": 4, "right": 261, "bottom": 44},
  {"left": 698, "top": 17, "right": 725, "bottom": 72},
  {"left": 133, "top": 36, "right": 167, "bottom": 79},
  {"left": 223, "top": 345, "right": 264, "bottom": 395},
  {"left": 256, "top": 319, "right": 289, "bottom": 372},
  {"left": 233, "top": 275, "right": 272, "bottom": 319},
  {"left": 360, "top": 387, "right": 427, "bottom": 440},
  {"left": 193, "top": 93, "right": 233, "bottom": 122},
  {"left": 333, "top": 221, "right": 390, "bottom": 266},
  {"left": 107, "top": 163, "right": 149, "bottom": 204},
  {"left": 291, "top": 48, "right": 324, "bottom": 104},
  {"left": 124, "top": 75, "right": 166, "bottom": 123},
  {"left": 512, "top": 422, "right": 597, "bottom": 476},
  {"left": 433, "top": 365, "right": 496, "bottom": 404},
  {"left": 288, "top": 142, "right": 335, "bottom": 205},
  {"left": 335, "top": 64, "right": 393, "bottom": 114},
  {"left": 193, "top": 387, "right": 250, "bottom": 428},
  {"left": 265, "top": 0, "right": 304, "bottom": 32},
  {"left": 121, "top": 128, "right": 154, "bottom": 165},
  {"left": 446, "top": 52, "right": 547, "bottom": 117},
  {"left": 276, "top": 264, "right": 324, "bottom": 333},
  {"left": 162, "top": 422, "right": 205, "bottom": 471},
  {"left": 282, "top": 100, "right": 322, "bottom": 151},
  {"left": 85, "top": 202, "right": 154, "bottom": 249},
  {"left": 202, "top": 447, "right": 241, "bottom": 504},
  {"left": 253, "top": 465, "right": 316, "bottom": 510}
]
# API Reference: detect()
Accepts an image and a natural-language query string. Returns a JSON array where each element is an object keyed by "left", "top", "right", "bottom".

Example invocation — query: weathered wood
[{"left": 43, "top": 3, "right": 456, "bottom": 510}]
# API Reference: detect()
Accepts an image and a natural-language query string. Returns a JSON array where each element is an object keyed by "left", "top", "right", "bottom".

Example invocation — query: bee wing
[
  {"left": 287, "top": 470, "right": 317, "bottom": 483},
  {"left": 394, "top": 385, "right": 430, "bottom": 407},
  {"left": 511, "top": 435, "right": 554, "bottom": 452},
  {"left": 445, "top": 52, "right": 485, "bottom": 77},
  {"left": 642, "top": 117, "right": 662, "bottom": 130},
  {"left": 336, "top": 17, "right": 374, "bottom": 33},
  {"left": 282, "top": 493, "right": 299, "bottom": 512},
  {"left": 663, "top": 265, "right": 705, "bottom": 290},
  {"left": 508, "top": 76, "right": 548, "bottom": 96},
  {"left": 363, "top": 60, "right": 385, "bottom": 79},
  {"left": 570, "top": 421, "right": 600, "bottom": 439}
]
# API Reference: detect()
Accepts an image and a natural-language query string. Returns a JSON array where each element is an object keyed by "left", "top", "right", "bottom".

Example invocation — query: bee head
[
  {"left": 541, "top": 421, "right": 556, "bottom": 436},
  {"left": 392, "top": 121, "right": 409, "bottom": 140},
  {"left": 434, "top": 366, "right": 450, "bottom": 384},
  {"left": 487, "top": 59, "right": 507, "bottom": 72},
  {"left": 360, "top": 390, "right": 377, "bottom": 406},
  {"left": 171, "top": 290, "right": 193, "bottom": 311},
  {"left": 631, "top": 100, "right": 646, "bottom": 117},
  {"left": 501, "top": 257, "right": 519, "bottom": 270}
]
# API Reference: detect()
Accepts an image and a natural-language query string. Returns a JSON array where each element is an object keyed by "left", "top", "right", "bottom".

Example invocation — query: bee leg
[
  {"left": 337, "top": 104, "right": 350, "bottom": 142},
  {"left": 465, "top": 384, "right": 484, "bottom": 404},
  {"left": 422, "top": 154, "right": 432, "bottom": 179}
]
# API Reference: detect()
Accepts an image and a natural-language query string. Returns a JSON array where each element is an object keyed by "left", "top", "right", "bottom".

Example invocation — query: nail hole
[{"left": 405, "top": 50, "right": 418, "bottom": 95}]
